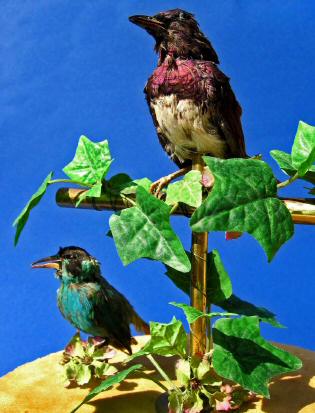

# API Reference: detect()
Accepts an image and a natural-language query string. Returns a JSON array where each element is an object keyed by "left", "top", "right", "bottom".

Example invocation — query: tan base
[{"left": 0, "top": 336, "right": 314, "bottom": 413}]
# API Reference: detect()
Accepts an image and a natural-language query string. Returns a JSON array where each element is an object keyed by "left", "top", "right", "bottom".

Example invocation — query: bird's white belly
[{"left": 151, "top": 94, "right": 226, "bottom": 161}]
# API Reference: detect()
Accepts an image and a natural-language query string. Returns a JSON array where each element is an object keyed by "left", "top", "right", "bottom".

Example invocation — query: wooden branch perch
[{"left": 55, "top": 188, "right": 315, "bottom": 225}]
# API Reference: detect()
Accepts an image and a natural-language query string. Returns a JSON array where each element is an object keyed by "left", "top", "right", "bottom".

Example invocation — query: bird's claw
[
  {"left": 150, "top": 175, "right": 171, "bottom": 197},
  {"left": 150, "top": 167, "right": 191, "bottom": 197}
]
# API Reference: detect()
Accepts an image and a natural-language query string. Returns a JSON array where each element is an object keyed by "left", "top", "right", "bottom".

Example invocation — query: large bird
[
  {"left": 129, "top": 9, "right": 247, "bottom": 192},
  {"left": 32, "top": 246, "right": 149, "bottom": 354}
]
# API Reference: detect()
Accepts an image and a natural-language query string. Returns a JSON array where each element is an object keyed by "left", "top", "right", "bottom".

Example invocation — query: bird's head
[
  {"left": 129, "top": 9, "right": 219, "bottom": 64},
  {"left": 31, "top": 246, "right": 100, "bottom": 283}
]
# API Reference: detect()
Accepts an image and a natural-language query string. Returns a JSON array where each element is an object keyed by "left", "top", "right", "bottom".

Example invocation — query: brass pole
[
  {"left": 190, "top": 155, "right": 208, "bottom": 355},
  {"left": 55, "top": 187, "right": 193, "bottom": 216},
  {"left": 55, "top": 188, "right": 315, "bottom": 225}
]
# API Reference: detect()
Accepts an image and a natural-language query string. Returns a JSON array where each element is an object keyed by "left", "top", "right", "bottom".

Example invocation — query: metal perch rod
[
  {"left": 56, "top": 188, "right": 315, "bottom": 225},
  {"left": 190, "top": 155, "right": 208, "bottom": 355}
]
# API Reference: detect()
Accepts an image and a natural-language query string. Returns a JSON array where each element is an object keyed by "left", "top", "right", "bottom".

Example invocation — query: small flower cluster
[
  {"left": 169, "top": 353, "right": 256, "bottom": 412},
  {"left": 60, "top": 333, "right": 117, "bottom": 386}
]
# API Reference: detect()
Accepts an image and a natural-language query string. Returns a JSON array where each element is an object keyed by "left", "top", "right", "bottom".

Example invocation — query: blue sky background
[{"left": 1, "top": 0, "right": 315, "bottom": 376}]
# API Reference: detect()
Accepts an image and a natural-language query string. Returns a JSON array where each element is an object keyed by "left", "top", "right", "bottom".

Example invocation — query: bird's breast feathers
[
  {"left": 151, "top": 94, "right": 226, "bottom": 161},
  {"left": 146, "top": 59, "right": 228, "bottom": 162},
  {"left": 146, "top": 59, "right": 227, "bottom": 101},
  {"left": 57, "top": 283, "right": 106, "bottom": 336}
]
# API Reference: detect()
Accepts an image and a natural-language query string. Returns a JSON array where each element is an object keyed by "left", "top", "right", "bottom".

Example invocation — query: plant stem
[
  {"left": 120, "top": 193, "right": 137, "bottom": 206},
  {"left": 49, "top": 179, "right": 94, "bottom": 188},
  {"left": 147, "top": 354, "right": 178, "bottom": 391},
  {"left": 277, "top": 172, "right": 299, "bottom": 189},
  {"left": 170, "top": 202, "right": 179, "bottom": 215},
  {"left": 206, "top": 303, "right": 212, "bottom": 353}
]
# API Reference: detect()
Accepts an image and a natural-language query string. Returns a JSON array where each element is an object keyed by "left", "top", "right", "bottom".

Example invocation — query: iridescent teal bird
[{"left": 32, "top": 246, "right": 149, "bottom": 354}]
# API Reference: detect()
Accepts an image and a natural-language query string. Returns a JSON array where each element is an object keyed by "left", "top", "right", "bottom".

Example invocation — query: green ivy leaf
[
  {"left": 63, "top": 136, "right": 112, "bottom": 186},
  {"left": 13, "top": 172, "right": 53, "bottom": 246},
  {"left": 188, "top": 391, "right": 204, "bottom": 413},
  {"left": 208, "top": 250, "right": 232, "bottom": 302},
  {"left": 120, "top": 177, "right": 152, "bottom": 194},
  {"left": 164, "top": 252, "right": 282, "bottom": 328},
  {"left": 66, "top": 334, "right": 86, "bottom": 358},
  {"left": 270, "top": 150, "right": 315, "bottom": 184},
  {"left": 70, "top": 364, "right": 142, "bottom": 413},
  {"left": 75, "top": 182, "right": 103, "bottom": 207},
  {"left": 62, "top": 360, "right": 79, "bottom": 385},
  {"left": 176, "top": 359, "right": 191, "bottom": 387},
  {"left": 195, "top": 359, "right": 220, "bottom": 385},
  {"left": 166, "top": 170, "right": 202, "bottom": 208},
  {"left": 93, "top": 362, "right": 117, "bottom": 378},
  {"left": 171, "top": 302, "right": 205, "bottom": 323},
  {"left": 105, "top": 173, "right": 152, "bottom": 195},
  {"left": 76, "top": 364, "right": 92, "bottom": 386},
  {"left": 270, "top": 150, "right": 294, "bottom": 174},
  {"left": 127, "top": 317, "right": 187, "bottom": 361},
  {"left": 212, "top": 316, "right": 302, "bottom": 397},
  {"left": 145, "top": 317, "right": 187, "bottom": 358},
  {"left": 107, "top": 173, "right": 132, "bottom": 191},
  {"left": 217, "top": 294, "right": 284, "bottom": 328},
  {"left": 109, "top": 187, "right": 191, "bottom": 272},
  {"left": 168, "top": 390, "right": 184, "bottom": 413},
  {"left": 291, "top": 121, "right": 315, "bottom": 176},
  {"left": 170, "top": 302, "right": 235, "bottom": 324},
  {"left": 165, "top": 250, "right": 232, "bottom": 304},
  {"left": 190, "top": 157, "right": 294, "bottom": 261}
]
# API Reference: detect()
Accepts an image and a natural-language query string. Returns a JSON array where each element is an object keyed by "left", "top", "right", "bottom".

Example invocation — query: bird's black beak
[
  {"left": 129, "top": 15, "right": 165, "bottom": 34},
  {"left": 31, "top": 255, "right": 61, "bottom": 270}
]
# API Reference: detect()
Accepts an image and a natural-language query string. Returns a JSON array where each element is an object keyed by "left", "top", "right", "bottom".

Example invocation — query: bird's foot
[
  {"left": 150, "top": 167, "right": 190, "bottom": 197},
  {"left": 150, "top": 176, "right": 170, "bottom": 198},
  {"left": 90, "top": 336, "right": 109, "bottom": 348}
]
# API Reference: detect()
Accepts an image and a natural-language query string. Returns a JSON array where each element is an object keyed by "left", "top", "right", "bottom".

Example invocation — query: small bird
[
  {"left": 129, "top": 9, "right": 247, "bottom": 191},
  {"left": 32, "top": 246, "right": 149, "bottom": 354}
]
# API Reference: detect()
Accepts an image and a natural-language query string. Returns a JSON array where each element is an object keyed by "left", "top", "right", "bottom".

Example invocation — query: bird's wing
[
  {"left": 92, "top": 277, "right": 134, "bottom": 353},
  {"left": 196, "top": 61, "right": 247, "bottom": 158}
]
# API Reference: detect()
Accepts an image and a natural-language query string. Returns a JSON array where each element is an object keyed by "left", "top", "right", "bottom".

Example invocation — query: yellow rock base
[{"left": 0, "top": 336, "right": 315, "bottom": 413}]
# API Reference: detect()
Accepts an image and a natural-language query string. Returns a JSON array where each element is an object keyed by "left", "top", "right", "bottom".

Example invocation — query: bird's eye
[{"left": 179, "top": 12, "right": 184, "bottom": 20}]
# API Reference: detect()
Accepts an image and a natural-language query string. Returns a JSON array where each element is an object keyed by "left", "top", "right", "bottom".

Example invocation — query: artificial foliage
[
  {"left": 270, "top": 150, "right": 315, "bottom": 185},
  {"left": 109, "top": 187, "right": 191, "bottom": 272},
  {"left": 13, "top": 120, "right": 315, "bottom": 412},
  {"left": 165, "top": 170, "right": 203, "bottom": 208},
  {"left": 13, "top": 172, "right": 53, "bottom": 245},
  {"left": 63, "top": 136, "right": 112, "bottom": 182},
  {"left": 70, "top": 363, "right": 143, "bottom": 413},
  {"left": 212, "top": 316, "right": 302, "bottom": 397},
  {"left": 165, "top": 251, "right": 283, "bottom": 328},
  {"left": 60, "top": 334, "right": 117, "bottom": 386},
  {"left": 290, "top": 121, "right": 315, "bottom": 176},
  {"left": 190, "top": 157, "right": 294, "bottom": 261}
]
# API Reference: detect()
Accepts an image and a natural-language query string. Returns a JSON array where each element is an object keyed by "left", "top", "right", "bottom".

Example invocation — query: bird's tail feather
[{"left": 131, "top": 311, "right": 150, "bottom": 335}]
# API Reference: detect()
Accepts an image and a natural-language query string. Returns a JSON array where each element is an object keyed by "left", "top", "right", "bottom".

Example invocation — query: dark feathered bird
[
  {"left": 129, "top": 9, "right": 247, "bottom": 183},
  {"left": 32, "top": 246, "right": 149, "bottom": 354}
]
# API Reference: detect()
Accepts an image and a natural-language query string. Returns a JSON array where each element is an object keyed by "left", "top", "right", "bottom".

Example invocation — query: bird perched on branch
[
  {"left": 32, "top": 246, "right": 149, "bottom": 354},
  {"left": 129, "top": 9, "right": 247, "bottom": 193}
]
